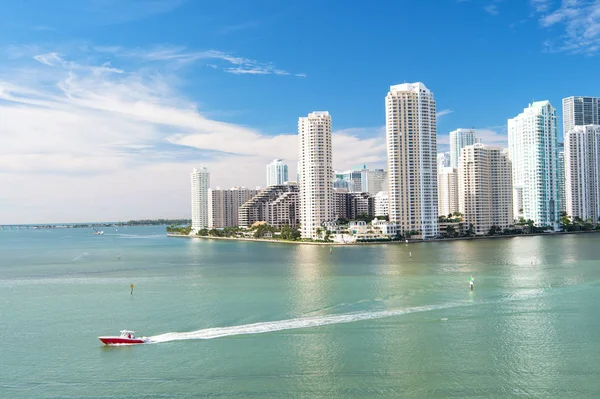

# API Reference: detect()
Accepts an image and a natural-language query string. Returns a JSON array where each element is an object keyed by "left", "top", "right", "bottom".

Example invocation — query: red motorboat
[{"left": 99, "top": 330, "right": 147, "bottom": 345}]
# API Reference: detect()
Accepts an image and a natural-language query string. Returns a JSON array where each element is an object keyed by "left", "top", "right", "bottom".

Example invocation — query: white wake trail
[
  {"left": 145, "top": 289, "right": 546, "bottom": 344},
  {"left": 147, "top": 302, "right": 465, "bottom": 344}
]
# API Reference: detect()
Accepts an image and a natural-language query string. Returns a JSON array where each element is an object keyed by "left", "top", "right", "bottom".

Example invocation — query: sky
[{"left": 1, "top": 0, "right": 600, "bottom": 224}]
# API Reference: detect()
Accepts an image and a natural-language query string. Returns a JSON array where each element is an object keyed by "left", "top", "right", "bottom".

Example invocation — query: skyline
[{"left": 1, "top": 0, "right": 600, "bottom": 223}]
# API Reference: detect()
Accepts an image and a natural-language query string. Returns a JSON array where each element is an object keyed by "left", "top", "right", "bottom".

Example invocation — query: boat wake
[{"left": 146, "top": 290, "right": 546, "bottom": 344}]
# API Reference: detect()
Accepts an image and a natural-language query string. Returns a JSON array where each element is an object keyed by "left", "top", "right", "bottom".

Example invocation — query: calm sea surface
[{"left": 1, "top": 226, "right": 600, "bottom": 398}]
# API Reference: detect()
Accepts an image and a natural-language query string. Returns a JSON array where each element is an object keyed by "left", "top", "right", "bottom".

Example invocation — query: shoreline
[{"left": 167, "top": 229, "right": 600, "bottom": 246}]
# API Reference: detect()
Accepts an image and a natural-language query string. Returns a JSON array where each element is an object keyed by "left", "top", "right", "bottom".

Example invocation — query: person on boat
[{"left": 128, "top": 333, "right": 131, "bottom": 339}]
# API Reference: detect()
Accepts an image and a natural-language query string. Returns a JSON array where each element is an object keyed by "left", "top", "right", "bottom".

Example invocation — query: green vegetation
[
  {"left": 165, "top": 224, "right": 192, "bottom": 235},
  {"left": 125, "top": 219, "right": 190, "bottom": 226},
  {"left": 560, "top": 214, "right": 599, "bottom": 232},
  {"left": 188, "top": 223, "right": 302, "bottom": 242}
]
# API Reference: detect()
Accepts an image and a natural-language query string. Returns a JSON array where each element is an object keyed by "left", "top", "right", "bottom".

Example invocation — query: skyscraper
[
  {"left": 508, "top": 101, "right": 559, "bottom": 228},
  {"left": 450, "top": 128, "right": 476, "bottom": 169},
  {"left": 438, "top": 167, "right": 459, "bottom": 216},
  {"left": 208, "top": 187, "right": 259, "bottom": 228},
  {"left": 386, "top": 82, "right": 438, "bottom": 238},
  {"left": 298, "top": 111, "right": 334, "bottom": 239},
  {"left": 458, "top": 144, "right": 513, "bottom": 235},
  {"left": 565, "top": 125, "right": 600, "bottom": 222},
  {"left": 266, "top": 159, "right": 289, "bottom": 187},
  {"left": 361, "top": 168, "right": 387, "bottom": 196},
  {"left": 562, "top": 96, "right": 600, "bottom": 135},
  {"left": 191, "top": 167, "right": 210, "bottom": 232},
  {"left": 437, "top": 152, "right": 451, "bottom": 173},
  {"left": 557, "top": 142, "right": 566, "bottom": 215}
]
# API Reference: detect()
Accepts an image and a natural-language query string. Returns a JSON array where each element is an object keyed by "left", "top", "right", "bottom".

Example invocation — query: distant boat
[{"left": 93, "top": 228, "right": 104, "bottom": 235}]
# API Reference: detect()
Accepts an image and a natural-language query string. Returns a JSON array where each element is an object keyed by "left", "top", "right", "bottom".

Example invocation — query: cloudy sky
[{"left": 1, "top": 0, "right": 599, "bottom": 223}]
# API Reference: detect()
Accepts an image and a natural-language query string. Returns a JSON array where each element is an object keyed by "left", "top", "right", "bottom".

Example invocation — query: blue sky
[{"left": 1, "top": 0, "right": 599, "bottom": 223}]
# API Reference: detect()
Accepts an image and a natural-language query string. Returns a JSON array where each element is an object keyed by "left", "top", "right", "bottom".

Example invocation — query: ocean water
[{"left": 1, "top": 226, "right": 600, "bottom": 398}]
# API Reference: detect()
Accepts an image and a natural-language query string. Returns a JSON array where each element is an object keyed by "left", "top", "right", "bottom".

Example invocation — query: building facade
[
  {"left": 238, "top": 184, "right": 299, "bottom": 229},
  {"left": 191, "top": 167, "right": 210, "bottom": 232},
  {"left": 386, "top": 82, "right": 438, "bottom": 238},
  {"left": 437, "top": 152, "right": 451, "bottom": 173},
  {"left": 333, "top": 190, "right": 375, "bottom": 220},
  {"left": 362, "top": 168, "right": 387, "bottom": 196},
  {"left": 565, "top": 125, "right": 600, "bottom": 222},
  {"left": 450, "top": 128, "right": 477, "bottom": 169},
  {"left": 266, "top": 159, "right": 289, "bottom": 187},
  {"left": 298, "top": 111, "right": 334, "bottom": 239},
  {"left": 208, "top": 187, "right": 259, "bottom": 228},
  {"left": 562, "top": 96, "right": 600, "bottom": 135},
  {"left": 375, "top": 191, "right": 389, "bottom": 217},
  {"left": 438, "top": 167, "right": 459, "bottom": 216},
  {"left": 557, "top": 142, "right": 566, "bottom": 215},
  {"left": 458, "top": 144, "right": 513, "bottom": 235},
  {"left": 336, "top": 166, "right": 387, "bottom": 195},
  {"left": 508, "top": 101, "right": 559, "bottom": 228}
]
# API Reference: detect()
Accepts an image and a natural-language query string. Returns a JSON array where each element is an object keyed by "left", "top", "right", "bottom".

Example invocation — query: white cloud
[
  {"left": 0, "top": 49, "right": 377, "bottom": 223},
  {"left": 484, "top": 4, "right": 499, "bottom": 15},
  {"left": 94, "top": 45, "right": 305, "bottom": 76},
  {"left": 436, "top": 109, "right": 453, "bottom": 119},
  {"left": 532, "top": 0, "right": 600, "bottom": 55}
]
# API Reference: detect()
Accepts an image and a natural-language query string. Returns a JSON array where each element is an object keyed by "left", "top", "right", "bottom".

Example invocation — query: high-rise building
[
  {"left": 298, "top": 111, "right": 334, "bottom": 239},
  {"left": 336, "top": 167, "right": 364, "bottom": 192},
  {"left": 438, "top": 167, "right": 459, "bottom": 216},
  {"left": 362, "top": 169, "right": 387, "bottom": 196},
  {"left": 508, "top": 101, "right": 559, "bottom": 228},
  {"left": 191, "top": 167, "right": 210, "bottom": 232},
  {"left": 450, "top": 128, "right": 477, "bottom": 169},
  {"left": 335, "top": 166, "right": 387, "bottom": 195},
  {"left": 386, "top": 82, "right": 438, "bottom": 238},
  {"left": 562, "top": 96, "right": 600, "bottom": 135},
  {"left": 238, "top": 183, "right": 299, "bottom": 229},
  {"left": 557, "top": 142, "right": 566, "bottom": 215},
  {"left": 333, "top": 178, "right": 352, "bottom": 191},
  {"left": 208, "top": 187, "right": 259, "bottom": 228},
  {"left": 565, "top": 125, "right": 600, "bottom": 222},
  {"left": 437, "top": 152, "right": 451, "bottom": 173},
  {"left": 458, "top": 144, "right": 513, "bottom": 235},
  {"left": 333, "top": 190, "right": 375, "bottom": 220},
  {"left": 266, "top": 159, "right": 289, "bottom": 187},
  {"left": 375, "top": 191, "right": 389, "bottom": 217}
]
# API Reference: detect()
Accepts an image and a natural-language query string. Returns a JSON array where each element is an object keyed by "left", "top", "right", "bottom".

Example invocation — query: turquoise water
[{"left": 1, "top": 227, "right": 600, "bottom": 398}]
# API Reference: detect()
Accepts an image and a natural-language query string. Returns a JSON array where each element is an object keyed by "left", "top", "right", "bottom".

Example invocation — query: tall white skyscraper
[
  {"left": 438, "top": 167, "right": 459, "bottom": 216},
  {"left": 508, "top": 101, "right": 559, "bottom": 228},
  {"left": 386, "top": 82, "right": 438, "bottom": 238},
  {"left": 565, "top": 125, "right": 600, "bottom": 222},
  {"left": 191, "top": 167, "right": 210, "bottom": 232},
  {"left": 437, "top": 152, "right": 451, "bottom": 173},
  {"left": 562, "top": 96, "right": 600, "bottom": 135},
  {"left": 458, "top": 144, "right": 513, "bottom": 235},
  {"left": 266, "top": 159, "right": 288, "bottom": 186},
  {"left": 557, "top": 142, "right": 566, "bottom": 215},
  {"left": 298, "top": 111, "right": 334, "bottom": 239},
  {"left": 449, "top": 128, "right": 476, "bottom": 168}
]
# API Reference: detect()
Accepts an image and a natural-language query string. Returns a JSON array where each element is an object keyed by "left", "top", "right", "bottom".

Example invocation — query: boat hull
[{"left": 99, "top": 336, "right": 145, "bottom": 345}]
